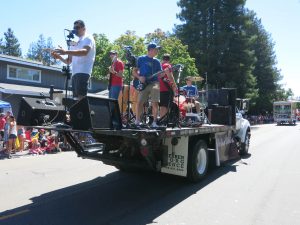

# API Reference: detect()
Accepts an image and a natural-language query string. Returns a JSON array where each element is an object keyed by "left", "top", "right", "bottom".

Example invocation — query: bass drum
[
  {"left": 174, "top": 95, "right": 187, "bottom": 118},
  {"left": 118, "top": 85, "right": 138, "bottom": 115}
]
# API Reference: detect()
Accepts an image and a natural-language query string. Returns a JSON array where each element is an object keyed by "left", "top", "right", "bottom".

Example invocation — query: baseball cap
[
  {"left": 147, "top": 43, "right": 161, "bottom": 50},
  {"left": 109, "top": 50, "right": 118, "bottom": 54}
]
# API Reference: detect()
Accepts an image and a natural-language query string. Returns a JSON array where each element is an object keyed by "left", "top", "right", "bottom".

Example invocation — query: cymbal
[{"left": 190, "top": 76, "right": 204, "bottom": 82}]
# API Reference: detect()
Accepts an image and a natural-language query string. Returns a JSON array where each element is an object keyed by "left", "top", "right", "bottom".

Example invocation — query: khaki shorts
[{"left": 138, "top": 82, "right": 160, "bottom": 104}]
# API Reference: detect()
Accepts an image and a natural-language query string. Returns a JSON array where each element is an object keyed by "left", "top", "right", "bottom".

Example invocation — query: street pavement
[{"left": 0, "top": 123, "right": 300, "bottom": 225}]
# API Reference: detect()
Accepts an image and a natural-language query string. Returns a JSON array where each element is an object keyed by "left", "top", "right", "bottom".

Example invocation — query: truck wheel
[
  {"left": 187, "top": 140, "right": 208, "bottom": 182},
  {"left": 115, "top": 165, "right": 136, "bottom": 172},
  {"left": 240, "top": 131, "right": 250, "bottom": 155}
]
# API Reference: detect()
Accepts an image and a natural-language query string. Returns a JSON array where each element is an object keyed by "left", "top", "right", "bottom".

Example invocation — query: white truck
[{"left": 273, "top": 101, "right": 300, "bottom": 125}]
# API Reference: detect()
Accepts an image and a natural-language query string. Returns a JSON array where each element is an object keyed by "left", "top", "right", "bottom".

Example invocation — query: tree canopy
[
  {"left": 92, "top": 30, "right": 198, "bottom": 86},
  {"left": 175, "top": 0, "right": 286, "bottom": 114},
  {"left": 0, "top": 28, "right": 22, "bottom": 57},
  {"left": 27, "top": 34, "right": 58, "bottom": 66}
]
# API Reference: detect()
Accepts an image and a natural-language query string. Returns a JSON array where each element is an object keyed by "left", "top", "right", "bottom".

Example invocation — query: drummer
[{"left": 181, "top": 76, "right": 202, "bottom": 114}]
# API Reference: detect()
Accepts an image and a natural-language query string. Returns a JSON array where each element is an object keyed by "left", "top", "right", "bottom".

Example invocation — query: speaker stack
[
  {"left": 69, "top": 96, "right": 122, "bottom": 130},
  {"left": 17, "top": 97, "right": 65, "bottom": 126},
  {"left": 208, "top": 88, "right": 236, "bottom": 126}
]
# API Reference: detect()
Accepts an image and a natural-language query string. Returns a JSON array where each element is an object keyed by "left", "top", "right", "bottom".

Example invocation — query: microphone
[{"left": 64, "top": 28, "right": 75, "bottom": 34}]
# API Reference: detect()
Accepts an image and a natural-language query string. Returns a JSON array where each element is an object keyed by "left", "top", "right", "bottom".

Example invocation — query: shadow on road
[{"left": 0, "top": 160, "right": 242, "bottom": 225}]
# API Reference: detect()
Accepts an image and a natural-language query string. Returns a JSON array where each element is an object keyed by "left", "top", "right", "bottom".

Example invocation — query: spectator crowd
[{"left": 0, "top": 111, "right": 70, "bottom": 159}]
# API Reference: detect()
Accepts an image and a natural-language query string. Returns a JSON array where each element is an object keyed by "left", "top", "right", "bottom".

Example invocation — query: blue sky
[{"left": 1, "top": 0, "right": 299, "bottom": 96}]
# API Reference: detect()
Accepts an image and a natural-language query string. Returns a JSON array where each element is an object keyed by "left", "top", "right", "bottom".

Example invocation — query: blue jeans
[{"left": 109, "top": 85, "right": 122, "bottom": 99}]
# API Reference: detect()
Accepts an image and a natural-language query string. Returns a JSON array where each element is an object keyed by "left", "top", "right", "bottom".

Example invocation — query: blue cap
[{"left": 147, "top": 43, "right": 161, "bottom": 50}]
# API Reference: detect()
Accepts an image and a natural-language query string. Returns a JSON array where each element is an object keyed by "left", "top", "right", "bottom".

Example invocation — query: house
[{"left": 0, "top": 54, "right": 107, "bottom": 116}]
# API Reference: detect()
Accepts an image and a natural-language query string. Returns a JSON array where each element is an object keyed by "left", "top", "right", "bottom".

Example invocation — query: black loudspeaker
[
  {"left": 211, "top": 105, "right": 233, "bottom": 125},
  {"left": 18, "top": 97, "right": 65, "bottom": 126},
  {"left": 70, "top": 96, "right": 122, "bottom": 130}
]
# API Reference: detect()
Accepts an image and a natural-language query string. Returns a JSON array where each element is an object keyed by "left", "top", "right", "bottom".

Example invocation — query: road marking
[{"left": 0, "top": 209, "right": 29, "bottom": 220}]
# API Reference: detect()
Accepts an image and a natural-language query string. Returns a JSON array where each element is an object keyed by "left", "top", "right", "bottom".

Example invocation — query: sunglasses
[{"left": 73, "top": 26, "right": 82, "bottom": 30}]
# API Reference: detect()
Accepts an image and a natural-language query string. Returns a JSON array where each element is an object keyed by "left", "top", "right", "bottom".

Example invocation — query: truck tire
[
  {"left": 187, "top": 140, "right": 208, "bottom": 182},
  {"left": 240, "top": 131, "right": 250, "bottom": 155},
  {"left": 115, "top": 165, "right": 137, "bottom": 172}
]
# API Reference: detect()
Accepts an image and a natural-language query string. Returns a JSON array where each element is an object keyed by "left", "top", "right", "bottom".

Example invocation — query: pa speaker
[
  {"left": 69, "top": 96, "right": 122, "bottom": 130},
  {"left": 211, "top": 105, "right": 234, "bottom": 125},
  {"left": 17, "top": 97, "right": 65, "bottom": 126}
]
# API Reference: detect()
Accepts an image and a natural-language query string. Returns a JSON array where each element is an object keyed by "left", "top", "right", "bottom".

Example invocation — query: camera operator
[
  {"left": 51, "top": 20, "right": 96, "bottom": 100},
  {"left": 108, "top": 50, "right": 124, "bottom": 99}
]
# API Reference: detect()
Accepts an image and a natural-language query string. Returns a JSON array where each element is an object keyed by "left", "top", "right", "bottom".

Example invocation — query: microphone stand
[
  {"left": 62, "top": 35, "right": 74, "bottom": 112},
  {"left": 176, "top": 66, "right": 183, "bottom": 128},
  {"left": 125, "top": 63, "right": 133, "bottom": 128}
]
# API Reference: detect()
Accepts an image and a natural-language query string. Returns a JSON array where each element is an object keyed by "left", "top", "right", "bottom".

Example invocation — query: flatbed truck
[{"left": 18, "top": 88, "right": 251, "bottom": 182}]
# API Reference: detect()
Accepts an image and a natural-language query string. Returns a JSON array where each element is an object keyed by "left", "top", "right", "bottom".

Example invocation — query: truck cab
[
  {"left": 235, "top": 98, "right": 251, "bottom": 155},
  {"left": 273, "top": 101, "right": 300, "bottom": 125}
]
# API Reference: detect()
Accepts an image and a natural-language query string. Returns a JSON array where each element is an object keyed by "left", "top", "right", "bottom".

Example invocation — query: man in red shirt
[
  {"left": 108, "top": 50, "right": 124, "bottom": 99},
  {"left": 159, "top": 54, "right": 177, "bottom": 118}
]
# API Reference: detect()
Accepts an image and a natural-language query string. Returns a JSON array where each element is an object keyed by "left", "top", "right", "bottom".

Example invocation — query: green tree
[
  {"left": 2, "top": 28, "right": 22, "bottom": 57},
  {"left": 246, "top": 11, "right": 282, "bottom": 114},
  {"left": 113, "top": 30, "right": 146, "bottom": 83},
  {"left": 27, "top": 34, "right": 57, "bottom": 66},
  {"left": 0, "top": 37, "right": 3, "bottom": 54},
  {"left": 92, "top": 33, "right": 114, "bottom": 80},
  {"left": 176, "top": 0, "right": 258, "bottom": 99}
]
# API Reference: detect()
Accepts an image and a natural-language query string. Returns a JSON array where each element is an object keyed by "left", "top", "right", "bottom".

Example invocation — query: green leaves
[
  {"left": 175, "top": 0, "right": 284, "bottom": 114},
  {"left": 27, "top": 34, "right": 57, "bottom": 66},
  {"left": 1, "top": 28, "right": 22, "bottom": 57},
  {"left": 92, "top": 30, "right": 198, "bottom": 86}
]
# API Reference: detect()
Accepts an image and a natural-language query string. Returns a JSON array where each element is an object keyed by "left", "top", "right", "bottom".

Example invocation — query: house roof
[
  {"left": 0, "top": 83, "right": 104, "bottom": 98},
  {"left": 0, "top": 83, "right": 54, "bottom": 97},
  {"left": 0, "top": 54, "right": 62, "bottom": 72}
]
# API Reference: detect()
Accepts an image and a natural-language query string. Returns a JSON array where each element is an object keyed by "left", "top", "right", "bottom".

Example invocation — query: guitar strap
[{"left": 108, "top": 58, "right": 118, "bottom": 91}]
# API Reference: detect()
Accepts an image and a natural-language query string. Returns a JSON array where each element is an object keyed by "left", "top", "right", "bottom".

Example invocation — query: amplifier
[{"left": 18, "top": 97, "right": 65, "bottom": 126}]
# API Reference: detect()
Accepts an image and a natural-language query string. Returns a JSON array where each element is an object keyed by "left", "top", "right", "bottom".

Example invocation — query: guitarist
[
  {"left": 159, "top": 54, "right": 177, "bottom": 119},
  {"left": 133, "top": 43, "right": 162, "bottom": 127},
  {"left": 108, "top": 50, "right": 124, "bottom": 99}
]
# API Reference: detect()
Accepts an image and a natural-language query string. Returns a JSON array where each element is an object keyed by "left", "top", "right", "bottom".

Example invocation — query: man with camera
[
  {"left": 108, "top": 50, "right": 124, "bottom": 99},
  {"left": 133, "top": 43, "right": 163, "bottom": 127},
  {"left": 51, "top": 20, "right": 96, "bottom": 100}
]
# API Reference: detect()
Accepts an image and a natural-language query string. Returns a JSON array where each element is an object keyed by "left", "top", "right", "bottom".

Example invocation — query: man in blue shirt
[
  {"left": 182, "top": 76, "right": 202, "bottom": 113},
  {"left": 133, "top": 43, "right": 162, "bottom": 127}
]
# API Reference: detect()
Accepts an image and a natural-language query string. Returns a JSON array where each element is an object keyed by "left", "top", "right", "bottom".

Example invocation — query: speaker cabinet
[
  {"left": 208, "top": 88, "right": 236, "bottom": 108},
  {"left": 69, "top": 96, "right": 122, "bottom": 130},
  {"left": 211, "top": 105, "right": 234, "bottom": 125},
  {"left": 18, "top": 97, "right": 65, "bottom": 126}
]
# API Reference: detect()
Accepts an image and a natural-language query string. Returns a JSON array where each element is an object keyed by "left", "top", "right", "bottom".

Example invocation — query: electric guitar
[{"left": 133, "top": 64, "right": 183, "bottom": 91}]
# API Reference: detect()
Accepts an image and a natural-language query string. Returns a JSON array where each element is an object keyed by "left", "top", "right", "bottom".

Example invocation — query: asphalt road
[{"left": 0, "top": 123, "right": 300, "bottom": 225}]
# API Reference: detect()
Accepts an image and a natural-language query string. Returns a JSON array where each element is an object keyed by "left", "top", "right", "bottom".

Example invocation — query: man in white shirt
[{"left": 52, "top": 20, "right": 96, "bottom": 99}]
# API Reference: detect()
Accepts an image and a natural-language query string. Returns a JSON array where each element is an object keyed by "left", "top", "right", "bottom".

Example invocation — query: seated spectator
[
  {"left": 45, "top": 134, "right": 61, "bottom": 153},
  {"left": 29, "top": 137, "right": 45, "bottom": 155},
  {"left": 38, "top": 129, "right": 48, "bottom": 147}
]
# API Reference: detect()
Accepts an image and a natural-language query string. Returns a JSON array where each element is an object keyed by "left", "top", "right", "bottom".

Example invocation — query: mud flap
[{"left": 215, "top": 130, "right": 239, "bottom": 166}]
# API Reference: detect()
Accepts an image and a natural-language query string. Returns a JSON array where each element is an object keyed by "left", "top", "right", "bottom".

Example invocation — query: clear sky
[{"left": 1, "top": 0, "right": 299, "bottom": 96}]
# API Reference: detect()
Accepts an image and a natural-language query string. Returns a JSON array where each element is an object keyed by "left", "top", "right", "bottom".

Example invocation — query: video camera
[{"left": 123, "top": 46, "right": 137, "bottom": 68}]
